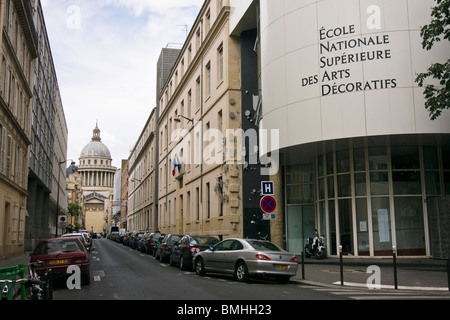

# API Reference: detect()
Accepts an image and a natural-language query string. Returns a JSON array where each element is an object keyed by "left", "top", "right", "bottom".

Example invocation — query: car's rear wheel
[
  {"left": 234, "top": 261, "right": 249, "bottom": 282},
  {"left": 195, "top": 258, "right": 205, "bottom": 276},
  {"left": 180, "top": 256, "right": 186, "bottom": 270}
]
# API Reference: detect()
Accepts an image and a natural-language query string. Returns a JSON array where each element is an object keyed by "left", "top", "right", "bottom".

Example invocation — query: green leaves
[{"left": 415, "top": 0, "right": 450, "bottom": 120}]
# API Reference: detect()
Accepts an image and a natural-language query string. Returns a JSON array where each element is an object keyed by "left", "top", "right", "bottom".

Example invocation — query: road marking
[
  {"left": 350, "top": 295, "right": 450, "bottom": 300},
  {"left": 332, "top": 281, "right": 450, "bottom": 291},
  {"left": 94, "top": 276, "right": 101, "bottom": 282}
]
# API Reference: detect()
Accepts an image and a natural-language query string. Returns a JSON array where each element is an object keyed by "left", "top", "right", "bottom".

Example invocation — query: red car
[{"left": 30, "top": 237, "right": 91, "bottom": 285}]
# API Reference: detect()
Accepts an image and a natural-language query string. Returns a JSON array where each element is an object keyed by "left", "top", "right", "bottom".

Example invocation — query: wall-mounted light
[{"left": 174, "top": 114, "right": 194, "bottom": 124}]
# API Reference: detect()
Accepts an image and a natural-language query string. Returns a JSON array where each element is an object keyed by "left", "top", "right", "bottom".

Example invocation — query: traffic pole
[
  {"left": 393, "top": 246, "right": 398, "bottom": 290},
  {"left": 301, "top": 250, "right": 305, "bottom": 280},
  {"left": 339, "top": 245, "right": 343, "bottom": 286},
  {"left": 447, "top": 256, "right": 450, "bottom": 292}
]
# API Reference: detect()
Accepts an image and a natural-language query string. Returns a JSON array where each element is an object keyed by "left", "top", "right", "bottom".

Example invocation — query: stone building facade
[
  {"left": 78, "top": 125, "right": 116, "bottom": 233},
  {"left": 154, "top": 0, "right": 267, "bottom": 239},
  {"left": 127, "top": 108, "right": 157, "bottom": 232},
  {"left": 0, "top": 0, "right": 36, "bottom": 258}
]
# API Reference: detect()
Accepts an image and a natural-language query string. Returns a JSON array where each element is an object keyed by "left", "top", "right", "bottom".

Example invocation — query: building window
[
  {"left": 218, "top": 44, "right": 224, "bottom": 82},
  {"left": 196, "top": 187, "right": 200, "bottom": 220},
  {"left": 196, "top": 77, "right": 201, "bottom": 111},
  {"left": 205, "top": 61, "right": 211, "bottom": 97}
]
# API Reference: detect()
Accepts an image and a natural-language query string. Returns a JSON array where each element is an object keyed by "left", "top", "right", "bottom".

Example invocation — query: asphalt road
[
  {"left": 53, "top": 238, "right": 344, "bottom": 302},
  {"left": 52, "top": 238, "right": 450, "bottom": 313}
]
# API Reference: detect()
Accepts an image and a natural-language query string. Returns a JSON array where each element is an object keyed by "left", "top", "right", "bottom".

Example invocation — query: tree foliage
[
  {"left": 415, "top": 0, "right": 450, "bottom": 120},
  {"left": 68, "top": 202, "right": 82, "bottom": 218}
]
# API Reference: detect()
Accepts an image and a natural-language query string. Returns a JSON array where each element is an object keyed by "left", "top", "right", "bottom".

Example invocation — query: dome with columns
[{"left": 79, "top": 124, "right": 112, "bottom": 160}]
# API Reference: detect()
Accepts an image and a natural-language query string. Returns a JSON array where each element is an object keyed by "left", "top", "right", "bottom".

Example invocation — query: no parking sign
[{"left": 260, "top": 195, "right": 276, "bottom": 213}]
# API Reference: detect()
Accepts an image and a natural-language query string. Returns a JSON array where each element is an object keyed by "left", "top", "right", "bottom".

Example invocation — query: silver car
[{"left": 193, "top": 238, "right": 298, "bottom": 283}]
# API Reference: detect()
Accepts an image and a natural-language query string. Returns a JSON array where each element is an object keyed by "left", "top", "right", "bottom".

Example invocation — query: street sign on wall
[
  {"left": 261, "top": 181, "right": 274, "bottom": 195},
  {"left": 260, "top": 195, "right": 276, "bottom": 213}
]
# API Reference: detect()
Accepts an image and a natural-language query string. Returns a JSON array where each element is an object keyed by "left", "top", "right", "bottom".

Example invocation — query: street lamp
[
  {"left": 174, "top": 114, "right": 194, "bottom": 124},
  {"left": 55, "top": 159, "right": 72, "bottom": 237}
]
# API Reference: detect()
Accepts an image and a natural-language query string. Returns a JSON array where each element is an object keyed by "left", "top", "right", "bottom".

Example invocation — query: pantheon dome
[{"left": 80, "top": 124, "right": 112, "bottom": 160}]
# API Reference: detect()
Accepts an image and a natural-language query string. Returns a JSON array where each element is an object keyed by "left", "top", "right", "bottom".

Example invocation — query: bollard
[
  {"left": 301, "top": 251, "right": 305, "bottom": 280},
  {"left": 339, "top": 245, "right": 343, "bottom": 286},
  {"left": 393, "top": 246, "right": 398, "bottom": 290},
  {"left": 447, "top": 257, "right": 450, "bottom": 292}
]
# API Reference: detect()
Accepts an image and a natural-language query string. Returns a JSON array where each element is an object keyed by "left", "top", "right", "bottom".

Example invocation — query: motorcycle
[{"left": 304, "top": 229, "right": 326, "bottom": 259}]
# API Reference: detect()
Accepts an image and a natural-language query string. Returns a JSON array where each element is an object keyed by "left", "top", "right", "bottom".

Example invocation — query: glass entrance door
[{"left": 287, "top": 205, "right": 315, "bottom": 254}]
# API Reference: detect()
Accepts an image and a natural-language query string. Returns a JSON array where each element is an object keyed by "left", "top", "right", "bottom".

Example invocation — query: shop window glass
[
  {"left": 370, "top": 172, "right": 389, "bottom": 195},
  {"left": 287, "top": 185, "right": 314, "bottom": 204},
  {"left": 328, "top": 200, "right": 336, "bottom": 255},
  {"left": 442, "top": 147, "right": 450, "bottom": 170},
  {"left": 337, "top": 150, "right": 350, "bottom": 173},
  {"left": 327, "top": 176, "right": 334, "bottom": 198},
  {"left": 286, "top": 165, "right": 314, "bottom": 204},
  {"left": 394, "top": 197, "right": 425, "bottom": 256},
  {"left": 326, "top": 152, "right": 334, "bottom": 174},
  {"left": 356, "top": 198, "right": 369, "bottom": 256},
  {"left": 423, "top": 146, "right": 438, "bottom": 169},
  {"left": 286, "top": 165, "right": 313, "bottom": 184},
  {"left": 392, "top": 171, "right": 421, "bottom": 194},
  {"left": 425, "top": 172, "right": 440, "bottom": 195},
  {"left": 391, "top": 146, "right": 419, "bottom": 170},
  {"left": 318, "top": 155, "right": 324, "bottom": 177},
  {"left": 354, "top": 148, "right": 365, "bottom": 171},
  {"left": 338, "top": 174, "right": 351, "bottom": 197},
  {"left": 338, "top": 199, "right": 353, "bottom": 255},
  {"left": 354, "top": 172, "right": 366, "bottom": 196},
  {"left": 371, "top": 197, "right": 392, "bottom": 256},
  {"left": 319, "top": 201, "right": 326, "bottom": 239},
  {"left": 318, "top": 178, "right": 325, "bottom": 200},
  {"left": 369, "top": 147, "right": 387, "bottom": 170},
  {"left": 444, "top": 172, "right": 450, "bottom": 194}
]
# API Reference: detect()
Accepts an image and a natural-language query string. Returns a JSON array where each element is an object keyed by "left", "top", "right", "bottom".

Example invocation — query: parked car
[
  {"left": 30, "top": 237, "right": 91, "bottom": 285},
  {"left": 62, "top": 232, "right": 91, "bottom": 252},
  {"left": 79, "top": 230, "right": 92, "bottom": 248},
  {"left": 140, "top": 232, "right": 164, "bottom": 255},
  {"left": 193, "top": 238, "right": 298, "bottom": 283},
  {"left": 154, "top": 234, "right": 183, "bottom": 262},
  {"left": 122, "top": 232, "right": 132, "bottom": 246},
  {"left": 170, "top": 235, "right": 219, "bottom": 270},
  {"left": 138, "top": 232, "right": 150, "bottom": 253},
  {"left": 152, "top": 234, "right": 166, "bottom": 257},
  {"left": 129, "top": 231, "right": 145, "bottom": 249}
]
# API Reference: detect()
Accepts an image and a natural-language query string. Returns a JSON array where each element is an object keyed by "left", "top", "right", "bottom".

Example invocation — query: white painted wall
[{"left": 259, "top": 0, "right": 450, "bottom": 152}]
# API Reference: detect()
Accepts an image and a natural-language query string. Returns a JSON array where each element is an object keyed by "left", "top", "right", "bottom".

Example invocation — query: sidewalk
[
  {"left": 292, "top": 256, "right": 450, "bottom": 291},
  {"left": 0, "top": 252, "right": 32, "bottom": 269}
]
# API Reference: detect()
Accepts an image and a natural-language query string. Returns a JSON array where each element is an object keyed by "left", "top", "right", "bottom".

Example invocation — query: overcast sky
[{"left": 41, "top": 0, "right": 204, "bottom": 169}]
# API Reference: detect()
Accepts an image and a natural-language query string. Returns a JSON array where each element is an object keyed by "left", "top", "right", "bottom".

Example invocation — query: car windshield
[
  {"left": 151, "top": 233, "right": 161, "bottom": 239},
  {"left": 247, "top": 240, "right": 282, "bottom": 252},
  {"left": 169, "top": 235, "right": 182, "bottom": 244},
  {"left": 191, "top": 236, "right": 219, "bottom": 245},
  {"left": 34, "top": 239, "right": 83, "bottom": 255}
]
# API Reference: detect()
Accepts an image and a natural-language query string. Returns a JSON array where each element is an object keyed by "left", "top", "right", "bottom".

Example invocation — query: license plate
[
  {"left": 274, "top": 264, "right": 288, "bottom": 270},
  {"left": 48, "top": 259, "right": 69, "bottom": 265}
]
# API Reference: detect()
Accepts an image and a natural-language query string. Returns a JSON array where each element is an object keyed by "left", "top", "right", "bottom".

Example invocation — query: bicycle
[{"left": 0, "top": 261, "right": 52, "bottom": 300}]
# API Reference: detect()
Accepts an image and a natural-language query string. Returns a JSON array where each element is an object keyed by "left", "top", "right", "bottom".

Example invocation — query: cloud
[{"left": 41, "top": 0, "right": 203, "bottom": 168}]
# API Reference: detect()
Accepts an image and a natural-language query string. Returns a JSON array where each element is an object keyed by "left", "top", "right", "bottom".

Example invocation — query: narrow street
[
  {"left": 52, "top": 238, "right": 450, "bottom": 309},
  {"left": 54, "top": 238, "right": 342, "bottom": 302}
]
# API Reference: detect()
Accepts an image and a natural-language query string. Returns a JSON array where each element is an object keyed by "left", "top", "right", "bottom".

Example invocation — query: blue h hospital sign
[{"left": 261, "top": 181, "right": 274, "bottom": 195}]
